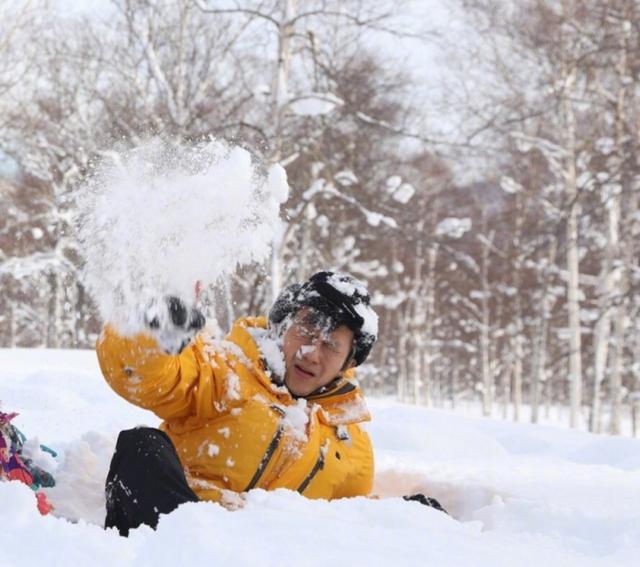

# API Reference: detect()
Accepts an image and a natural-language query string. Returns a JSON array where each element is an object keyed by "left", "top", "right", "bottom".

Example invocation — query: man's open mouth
[{"left": 295, "top": 364, "right": 315, "bottom": 378}]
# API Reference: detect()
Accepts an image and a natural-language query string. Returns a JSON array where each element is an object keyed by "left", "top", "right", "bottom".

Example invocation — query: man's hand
[{"left": 144, "top": 296, "right": 206, "bottom": 355}]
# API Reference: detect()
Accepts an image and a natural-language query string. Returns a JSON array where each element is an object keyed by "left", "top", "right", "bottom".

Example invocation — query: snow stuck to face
[
  {"left": 296, "top": 344, "right": 316, "bottom": 359},
  {"left": 77, "top": 138, "right": 289, "bottom": 332},
  {"left": 2, "top": 348, "right": 640, "bottom": 567}
]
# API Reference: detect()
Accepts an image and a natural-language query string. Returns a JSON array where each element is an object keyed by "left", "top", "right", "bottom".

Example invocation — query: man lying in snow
[{"left": 98, "top": 271, "right": 380, "bottom": 535}]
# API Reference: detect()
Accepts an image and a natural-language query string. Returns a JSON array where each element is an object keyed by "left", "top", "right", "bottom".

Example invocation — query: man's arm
[{"left": 97, "top": 324, "right": 222, "bottom": 421}]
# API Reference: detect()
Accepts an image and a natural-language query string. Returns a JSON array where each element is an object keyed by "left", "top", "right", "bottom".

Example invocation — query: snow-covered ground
[{"left": 1, "top": 348, "right": 639, "bottom": 567}]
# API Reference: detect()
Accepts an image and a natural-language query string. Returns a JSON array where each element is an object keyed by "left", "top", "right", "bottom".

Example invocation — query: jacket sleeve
[{"left": 96, "top": 324, "right": 225, "bottom": 421}]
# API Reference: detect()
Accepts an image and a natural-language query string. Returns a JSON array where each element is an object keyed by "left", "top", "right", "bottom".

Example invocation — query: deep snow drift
[{"left": 1, "top": 348, "right": 639, "bottom": 566}]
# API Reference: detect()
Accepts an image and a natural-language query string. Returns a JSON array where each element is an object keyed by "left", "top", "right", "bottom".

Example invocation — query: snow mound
[
  {"left": 77, "top": 138, "right": 289, "bottom": 333},
  {"left": 1, "top": 349, "right": 640, "bottom": 566}
]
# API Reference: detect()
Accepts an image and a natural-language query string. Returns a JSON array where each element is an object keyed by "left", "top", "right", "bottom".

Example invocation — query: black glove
[
  {"left": 403, "top": 493, "right": 448, "bottom": 515},
  {"left": 144, "top": 296, "right": 205, "bottom": 355}
]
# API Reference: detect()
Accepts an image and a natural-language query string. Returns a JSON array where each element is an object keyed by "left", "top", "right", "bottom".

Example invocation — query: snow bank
[
  {"left": 1, "top": 348, "right": 639, "bottom": 566},
  {"left": 77, "top": 139, "right": 289, "bottom": 333}
]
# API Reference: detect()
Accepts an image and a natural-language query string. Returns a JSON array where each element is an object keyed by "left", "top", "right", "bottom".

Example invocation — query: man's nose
[{"left": 301, "top": 340, "right": 321, "bottom": 363}]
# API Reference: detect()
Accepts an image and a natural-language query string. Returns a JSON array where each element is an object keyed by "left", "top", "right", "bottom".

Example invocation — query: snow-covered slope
[{"left": 1, "top": 348, "right": 639, "bottom": 566}]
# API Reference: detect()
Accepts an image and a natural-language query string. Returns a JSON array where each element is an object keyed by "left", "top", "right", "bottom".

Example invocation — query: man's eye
[{"left": 324, "top": 341, "right": 340, "bottom": 353}]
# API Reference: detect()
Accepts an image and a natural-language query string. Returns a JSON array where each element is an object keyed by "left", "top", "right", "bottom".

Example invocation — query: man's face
[{"left": 282, "top": 308, "right": 355, "bottom": 397}]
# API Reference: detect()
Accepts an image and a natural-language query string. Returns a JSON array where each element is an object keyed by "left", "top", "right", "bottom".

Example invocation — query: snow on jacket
[{"left": 97, "top": 316, "right": 374, "bottom": 503}]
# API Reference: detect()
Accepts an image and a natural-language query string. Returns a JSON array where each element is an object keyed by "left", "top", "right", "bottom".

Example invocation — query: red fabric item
[
  {"left": 7, "top": 464, "right": 33, "bottom": 485},
  {"left": 36, "top": 492, "right": 54, "bottom": 515}
]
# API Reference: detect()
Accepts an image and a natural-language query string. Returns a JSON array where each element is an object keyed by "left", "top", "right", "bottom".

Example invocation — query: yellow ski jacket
[{"left": 97, "top": 317, "right": 374, "bottom": 504}]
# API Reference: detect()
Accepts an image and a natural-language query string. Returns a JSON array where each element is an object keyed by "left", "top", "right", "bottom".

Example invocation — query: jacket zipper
[
  {"left": 297, "top": 450, "right": 325, "bottom": 494},
  {"left": 244, "top": 405, "right": 286, "bottom": 491},
  {"left": 244, "top": 426, "right": 283, "bottom": 491}
]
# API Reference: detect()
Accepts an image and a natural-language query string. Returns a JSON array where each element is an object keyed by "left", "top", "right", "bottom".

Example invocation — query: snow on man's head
[{"left": 269, "top": 271, "right": 378, "bottom": 366}]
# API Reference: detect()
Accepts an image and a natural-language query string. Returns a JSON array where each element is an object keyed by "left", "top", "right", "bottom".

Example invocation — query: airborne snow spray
[{"left": 76, "top": 138, "right": 289, "bottom": 333}]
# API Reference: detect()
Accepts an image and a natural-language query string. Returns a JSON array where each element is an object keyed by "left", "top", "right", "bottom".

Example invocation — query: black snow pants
[{"left": 104, "top": 427, "right": 199, "bottom": 536}]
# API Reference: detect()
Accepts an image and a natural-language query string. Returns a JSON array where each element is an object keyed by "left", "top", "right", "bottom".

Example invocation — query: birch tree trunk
[
  {"left": 502, "top": 347, "right": 511, "bottom": 420},
  {"left": 590, "top": 170, "right": 620, "bottom": 432},
  {"left": 269, "top": 0, "right": 296, "bottom": 302},
  {"left": 630, "top": 0, "right": 640, "bottom": 437},
  {"left": 590, "top": 271, "right": 612, "bottom": 433},
  {"left": 397, "top": 307, "right": 409, "bottom": 403},
  {"left": 609, "top": 309, "right": 625, "bottom": 435},
  {"left": 563, "top": 61, "right": 583, "bottom": 428},
  {"left": 223, "top": 278, "right": 235, "bottom": 331},
  {"left": 607, "top": 12, "right": 632, "bottom": 436},
  {"left": 270, "top": 0, "right": 296, "bottom": 164},
  {"left": 480, "top": 227, "right": 495, "bottom": 417},
  {"left": 531, "top": 239, "right": 557, "bottom": 424},
  {"left": 8, "top": 303, "right": 16, "bottom": 348},
  {"left": 511, "top": 191, "right": 524, "bottom": 421},
  {"left": 633, "top": 333, "right": 640, "bottom": 437},
  {"left": 411, "top": 228, "right": 426, "bottom": 405},
  {"left": 609, "top": 14, "right": 636, "bottom": 435},
  {"left": 450, "top": 366, "right": 458, "bottom": 409},
  {"left": 46, "top": 270, "right": 60, "bottom": 348},
  {"left": 410, "top": 329, "right": 422, "bottom": 405},
  {"left": 422, "top": 242, "right": 439, "bottom": 407}
]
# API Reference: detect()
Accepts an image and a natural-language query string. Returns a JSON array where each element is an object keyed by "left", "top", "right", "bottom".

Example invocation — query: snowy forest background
[{"left": 2, "top": 0, "right": 640, "bottom": 436}]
